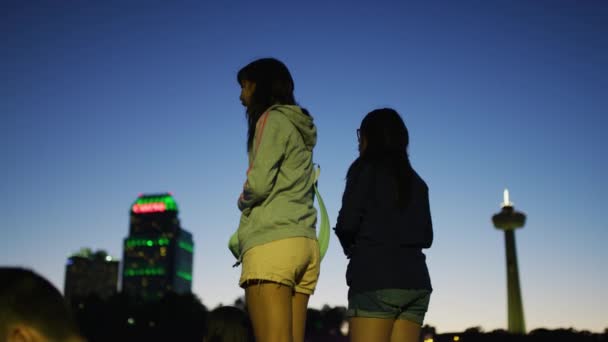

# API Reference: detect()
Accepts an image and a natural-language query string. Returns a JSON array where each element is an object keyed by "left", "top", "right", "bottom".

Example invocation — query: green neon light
[
  {"left": 124, "top": 267, "right": 166, "bottom": 277},
  {"left": 178, "top": 241, "right": 194, "bottom": 253},
  {"left": 177, "top": 271, "right": 192, "bottom": 281},
  {"left": 125, "top": 238, "right": 170, "bottom": 248},
  {"left": 133, "top": 195, "right": 178, "bottom": 211}
]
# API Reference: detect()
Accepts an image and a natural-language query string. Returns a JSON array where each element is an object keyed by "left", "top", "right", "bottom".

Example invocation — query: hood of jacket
[{"left": 270, "top": 105, "right": 317, "bottom": 151}]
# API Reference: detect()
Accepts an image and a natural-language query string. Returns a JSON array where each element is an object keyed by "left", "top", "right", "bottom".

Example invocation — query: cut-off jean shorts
[
  {"left": 239, "top": 237, "right": 320, "bottom": 295},
  {"left": 347, "top": 289, "right": 432, "bottom": 325}
]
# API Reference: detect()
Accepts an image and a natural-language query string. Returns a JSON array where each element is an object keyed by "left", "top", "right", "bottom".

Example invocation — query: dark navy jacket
[{"left": 334, "top": 161, "right": 433, "bottom": 296}]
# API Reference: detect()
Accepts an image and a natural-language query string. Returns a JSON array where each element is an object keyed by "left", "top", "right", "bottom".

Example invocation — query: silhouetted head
[
  {"left": 358, "top": 108, "right": 409, "bottom": 156},
  {"left": 237, "top": 58, "right": 297, "bottom": 150},
  {"left": 205, "top": 306, "right": 253, "bottom": 342},
  {"left": 0, "top": 267, "right": 84, "bottom": 342},
  {"left": 350, "top": 108, "right": 414, "bottom": 207}
]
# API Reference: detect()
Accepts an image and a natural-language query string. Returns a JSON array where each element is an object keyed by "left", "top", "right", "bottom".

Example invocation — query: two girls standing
[{"left": 231, "top": 58, "right": 433, "bottom": 342}]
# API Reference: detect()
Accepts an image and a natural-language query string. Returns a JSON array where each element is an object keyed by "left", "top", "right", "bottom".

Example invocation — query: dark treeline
[
  {"left": 72, "top": 292, "right": 607, "bottom": 342},
  {"left": 72, "top": 292, "right": 349, "bottom": 342},
  {"left": 73, "top": 292, "right": 207, "bottom": 342},
  {"left": 425, "top": 326, "right": 608, "bottom": 342}
]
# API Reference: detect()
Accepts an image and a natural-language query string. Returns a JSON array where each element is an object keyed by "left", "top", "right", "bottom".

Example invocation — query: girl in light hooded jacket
[{"left": 233, "top": 58, "right": 320, "bottom": 342}]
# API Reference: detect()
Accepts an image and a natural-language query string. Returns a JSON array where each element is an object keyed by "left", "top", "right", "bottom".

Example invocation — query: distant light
[
  {"left": 178, "top": 241, "right": 194, "bottom": 253},
  {"left": 105, "top": 255, "right": 112, "bottom": 262},
  {"left": 149, "top": 321, "right": 156, "bottom": 327},
  {"left": 127, "top": 317, "right": 135, "bottom": 325},
  {"left": 423, "top": 338, "right": 434, "bottom": 342},
  {"left": 124, "top": 267, "right": 166, "bottom": 277},
  {"left": 340, "top": 320, "right": 349, "bottom": 336},
  {"left": 177, "top": 271, "right": 192, "bottom": 281},
  {"left": 454, "top": 336, "right": 460, "bottom": 341},
  {"left": 501, "top": 188, "right": 513, "bottom": 207}
]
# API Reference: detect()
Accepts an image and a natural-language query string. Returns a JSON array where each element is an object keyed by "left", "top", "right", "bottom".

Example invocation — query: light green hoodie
[{"left": 236, "top": 104, "right": 318, "bottom": 256}]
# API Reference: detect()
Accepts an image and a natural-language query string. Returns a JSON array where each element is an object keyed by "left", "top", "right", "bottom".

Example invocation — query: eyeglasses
[{"left": 356, "top": 129, "right": 361, "bottom": 141}]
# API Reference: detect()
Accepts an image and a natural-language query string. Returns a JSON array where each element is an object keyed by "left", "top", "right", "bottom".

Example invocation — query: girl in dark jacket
[{"left": 335, "top": 108, "right": 433, "bottom": 342}]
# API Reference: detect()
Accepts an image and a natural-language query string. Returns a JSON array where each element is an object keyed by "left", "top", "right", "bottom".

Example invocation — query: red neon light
[{"left": 132, "top": 202, "right": 167, "bottom": 214}]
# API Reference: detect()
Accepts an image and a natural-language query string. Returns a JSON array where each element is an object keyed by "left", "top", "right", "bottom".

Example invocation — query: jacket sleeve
[
  {"left": 419, "top": 183, "right": 434, "bottom": 248},
  {"left": 402, "top": 176, "right": 433, "bottom": 248},
  {"left": 334, "top": 164, "right": 373, "bottom": 256},
  {"left": 238, "top": 113, "right": 287, "bottom": 212}
]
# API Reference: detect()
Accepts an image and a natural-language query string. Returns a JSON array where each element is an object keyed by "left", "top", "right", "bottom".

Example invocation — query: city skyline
[{"left": 3, "top": 0, "right": 607, "bottom": 334}]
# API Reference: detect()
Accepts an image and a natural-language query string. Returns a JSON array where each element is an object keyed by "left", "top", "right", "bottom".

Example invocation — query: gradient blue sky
[{"left": 2, "top": 0, "right": 607, "bottom": 333}]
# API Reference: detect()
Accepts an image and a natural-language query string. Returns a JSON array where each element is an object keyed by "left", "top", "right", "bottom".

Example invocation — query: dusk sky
[{"left": 2, "top": 0, "right": 607, "bottom": 333}]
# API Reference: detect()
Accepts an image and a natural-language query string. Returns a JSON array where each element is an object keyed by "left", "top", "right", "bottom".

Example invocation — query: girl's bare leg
[
  {"left": 291, "top": 292, "right": 310, "bottom": 342},
  {"left": 390, "top": 319, "right": 421, "bottom": 342},
  {"left": 349, "top": 317, "right": 393, "bottom": 342},
  {"left": 246, "top": 281, "right": 293, "bottom": 342}
]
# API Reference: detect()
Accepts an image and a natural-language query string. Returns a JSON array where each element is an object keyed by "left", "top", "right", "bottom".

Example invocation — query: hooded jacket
[
  {"left": 334, "top": 161, "right": 433, "bottom": 294},
  {"left": 236, "top": 104, "right": 318, "bottom": 256}
]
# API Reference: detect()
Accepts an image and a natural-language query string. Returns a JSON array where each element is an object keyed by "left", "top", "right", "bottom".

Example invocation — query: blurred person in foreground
[
  {"left": 0, "top": 267, "right": 85, "bottom": 342},
  {"left": 205, "top": 306, "right": 253, "bottom": 342}
]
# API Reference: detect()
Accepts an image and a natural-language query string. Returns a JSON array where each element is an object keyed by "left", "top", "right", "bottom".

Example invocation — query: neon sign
[
  {"left": 132, "top": 202, "right": 167, "bottom": 213},
  {"left": 131, "top": 194, "right": 178, "bottom": 214}
]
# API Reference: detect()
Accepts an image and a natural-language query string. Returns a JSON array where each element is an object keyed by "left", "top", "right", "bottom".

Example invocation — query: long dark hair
[
  {"left": 237, "top": 58, "right": 297, "bottom": 151},
  {"left": 348, "top": 108, "right": 414, "bottom": 207}
]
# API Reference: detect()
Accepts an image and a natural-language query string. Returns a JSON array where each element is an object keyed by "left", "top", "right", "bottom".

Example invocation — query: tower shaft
[{"left": 504, "top": 229, "right": 526, "bottom": 334}]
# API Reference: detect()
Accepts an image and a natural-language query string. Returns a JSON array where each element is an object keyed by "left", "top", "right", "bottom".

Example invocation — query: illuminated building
[
  {"left": 64, "top": 248, "right": 119, "bottom": 304},
  {"left": 122, "top": 193, "right": 194, "bottom": 300},
  {"left": 492, "top": 189, "right": 526, "bottom": 334}
]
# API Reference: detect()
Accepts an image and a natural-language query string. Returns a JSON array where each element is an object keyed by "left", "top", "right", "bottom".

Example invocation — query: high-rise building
[
  {"left": 122, "top": 193, "right": 194, "bottom": 300},
  {"left": 64, "top": 248, "right": 119, "bottom": 304}
]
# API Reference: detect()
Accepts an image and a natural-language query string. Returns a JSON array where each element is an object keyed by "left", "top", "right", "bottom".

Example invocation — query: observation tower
[{"left": 492, "top": 189, "right": 526, "bottom": 334}]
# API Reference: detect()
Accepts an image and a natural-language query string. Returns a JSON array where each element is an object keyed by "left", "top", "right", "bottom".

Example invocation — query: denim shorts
[{"left": 347, "top": 289, "right": 431, "bottom": 325}]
